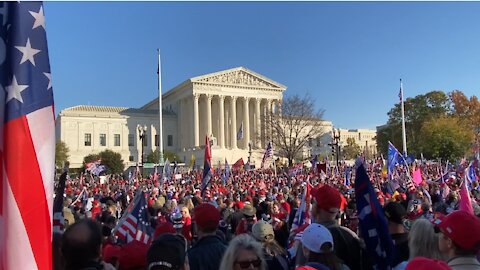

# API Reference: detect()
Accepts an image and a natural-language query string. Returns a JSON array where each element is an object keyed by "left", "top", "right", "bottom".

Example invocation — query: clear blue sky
[{"left": 44, "top": 1, "right": 480, "bottom": 129}]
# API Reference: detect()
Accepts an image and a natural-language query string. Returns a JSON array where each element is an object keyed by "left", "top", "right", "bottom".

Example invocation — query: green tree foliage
[
  {"left": 164, "top": 150, "right": 182, "bottom": 163},
  {"left": 55, "top": 141, "right": 70, "bottom": 169},
  {"left": 377, "top": 90, "right": 479, "bottom": 159},
  {"left": 417, "top": 116, "right": 474, "bottom": 160},
  {"left": 83, "top": 153, "right": 100, "bottom": 164},
  {"left": 82, "top": 150, "right": 124, "bottom": 174},
  {"left": 146, "top": 149, "right": 182, "bottom": 163},
  {"left": 385, "top": 91, "right": 450, "bottom": 155},
  {"left": 99, "top": 150, "right": 124, "bottom": 174},
  {"left": 341, "top": 138, "right": 362, "bottom": 160}
]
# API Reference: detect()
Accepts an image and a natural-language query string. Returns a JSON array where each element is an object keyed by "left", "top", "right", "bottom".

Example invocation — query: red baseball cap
[
  {"left": 153, "top": 222, "right": 176, "bottom": 240},
  {"left": 405, "top": 257, "right": 451, "bottom": 270},
  {"left": 311, "top": 185, "right": 342, "bottom": 213},
  {"left": 193, "top": 203, "right": 220, "bottom": 230},
  {"left": 118, "top": 240, "right": 149, "bottom": 270},
  {"left": 434, "top": 210, "right": 480, "bottom": 251}
]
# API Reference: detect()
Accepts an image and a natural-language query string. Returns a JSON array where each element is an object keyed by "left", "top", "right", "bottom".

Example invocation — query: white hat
[{"left": 300, "top": 223, "right": 334, "bottom": 253}]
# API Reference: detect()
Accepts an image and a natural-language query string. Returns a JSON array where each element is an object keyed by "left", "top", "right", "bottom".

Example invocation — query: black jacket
[
  {"left": 188, "top": 234, "right": 227, "bottom": 270},
  {"left": 321, "top": 220, "right": 368, "bottom": 270}
]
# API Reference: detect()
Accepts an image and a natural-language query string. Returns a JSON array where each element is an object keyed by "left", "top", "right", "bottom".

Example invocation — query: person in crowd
[
  {"left": 61, "top": 219, "right": 116, "bottom": 270},
  {"left": 310, "top": 185, "right": 365, "bottom": 270},
  {"left": 187, "top": 203, "right": 227, "bottom": 270},
  {"left": 435, "top": 210, "right": 480, "bottom": 270},
  {"left": 404, "top": 257, "right": 452, "bottom": 270},
  {"left": 147, "top": 233, "right": 189, "bottom": 270},
  {"left": 269, "top": 202, "right": 289, "bottom": 247},
  {"left": 179, "top": 205, "right": 193, "bottom": 242},
  {"left": 219, "top": 234, "right": 267, "bottom": 270},
  {"left": 230, "top": 200, "right": 246, "bottom": 234},
  {"left": 384, "top": 201, "right": 410, "bottom": 267},
  {"left": 300, "top": 223, "right": 350, "bottom": 270},
  {"left": 236, "top": 204, "right": 258, "bottom": 235},
  {"left": 394, "top": 218, "right": 445, "bottom": 270},
  {"left": 251, "top": 220, "right": 290, "bottom": 270}
]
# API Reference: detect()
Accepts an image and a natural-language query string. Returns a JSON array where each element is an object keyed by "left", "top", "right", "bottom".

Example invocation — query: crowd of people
[{"left": 53, "top": 158, "right": 480, "bottom": 270}]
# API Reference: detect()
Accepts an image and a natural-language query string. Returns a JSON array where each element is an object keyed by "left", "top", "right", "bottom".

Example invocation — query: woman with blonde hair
[
  {"left": 220, "top": 234, "right": 267, "bottom": 270},
  {"left": 394, "top": 218, "right": 446, "bottom": 270}
]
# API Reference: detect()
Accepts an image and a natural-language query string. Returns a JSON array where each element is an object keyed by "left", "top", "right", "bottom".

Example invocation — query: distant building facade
[
  {"left": 55, "top": 67, "right": 371, "bottom": 169},
  {"left": 338, "top": 128, "right": 377, "bottom": 158}
]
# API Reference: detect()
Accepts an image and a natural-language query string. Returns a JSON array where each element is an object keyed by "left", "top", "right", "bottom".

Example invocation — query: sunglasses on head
[{"left": 235, "top": 259, "right": 261, "bottom": 269}]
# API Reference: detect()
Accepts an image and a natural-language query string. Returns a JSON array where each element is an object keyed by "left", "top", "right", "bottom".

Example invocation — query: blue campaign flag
[
  {"left": 387, "top": 142, "right": 402, "bottom": 177},
  {"left": 344, "top": 166, "right": 351, "bottom": 187},
  {"left": 355, "top": 163, "right": 395, "bottom": 269}
]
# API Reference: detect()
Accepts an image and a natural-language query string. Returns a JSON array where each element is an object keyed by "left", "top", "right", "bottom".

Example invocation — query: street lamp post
[
  {"left": 138, "top": 125, "right": 148, "bottom": 175},
  {"left": 332, "top": 128, "right": 341, "bottom": 167}
]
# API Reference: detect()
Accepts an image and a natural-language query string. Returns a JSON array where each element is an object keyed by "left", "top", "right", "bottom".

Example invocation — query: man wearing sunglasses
[{"left": 434, "top": 210, "right": 480, "bottom": 270}]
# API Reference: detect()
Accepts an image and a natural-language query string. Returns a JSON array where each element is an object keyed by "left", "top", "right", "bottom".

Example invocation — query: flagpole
[
  {"left": 400, "top": 79, "right": 408, "bottom": 156},
  {"left": 158, "top": 49, "right": 164, "bottom": 165}
]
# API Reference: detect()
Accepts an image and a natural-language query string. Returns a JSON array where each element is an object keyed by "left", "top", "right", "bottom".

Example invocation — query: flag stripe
[
  {"left": 27, "top": 106, "right": 55, "bottom": 223},
  {"left": 4, "top": 180, "right": 38, "bottom": 270},
  {"left": 5, "top": 116, "right": 52, "bottom": 270}
]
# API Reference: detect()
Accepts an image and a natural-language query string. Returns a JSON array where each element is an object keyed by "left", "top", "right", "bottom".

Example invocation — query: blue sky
[{"left": 44, "top": 1, "right": 480, "bottom": 129}]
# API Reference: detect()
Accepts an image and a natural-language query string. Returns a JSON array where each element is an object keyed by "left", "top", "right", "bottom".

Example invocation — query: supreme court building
[{"left": 56, "top": 67, "right": 335, "bottom": 169}]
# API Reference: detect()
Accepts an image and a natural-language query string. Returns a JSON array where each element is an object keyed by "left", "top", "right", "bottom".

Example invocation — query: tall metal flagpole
[
  {"left": 400, "top": 79, "right": 408, "bottom": 156},
  {"left": 158, "top": 49, "right": 164, "bottom": 165}
]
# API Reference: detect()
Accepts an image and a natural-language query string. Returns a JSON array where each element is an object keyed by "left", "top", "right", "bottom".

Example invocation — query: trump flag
[{"left": 0, "top": 2, "right": 55, "bottom": 270}]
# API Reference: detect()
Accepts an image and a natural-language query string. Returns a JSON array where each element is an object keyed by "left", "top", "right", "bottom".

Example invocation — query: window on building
[
  {"left": 129, "top": 156, "right": 134, "bottom": 162},
  {"left": 143, "top": 135, "right": 148, "bottom": 147},
  {"left": 84, "top": 133, "right": 91, "bottom": 146},
  {"left": 167, "top": 135, "right": 173, "bottom": 146},
  {"left": 155, "top": 135, "right": 159, "bottom": 146},
  {"left": 114, "top": 134, "right": 121, "bottom": 146},
  {"left": 100, "top": 134, "right": 106, "bottom": 146},
  {"left": 128, "top": 134, "right": 134, "bottom": 146}
]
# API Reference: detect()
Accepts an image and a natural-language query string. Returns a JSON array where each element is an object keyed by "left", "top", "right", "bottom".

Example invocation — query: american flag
[
  {"left": 261, "top": 141, "right": 273, "bottom": 168},
  {"left": 114, "top": 191, "right": 153, "bottom": 244},
  {"left": 289, "top": 177, "right": 312, "bottom": 240},
  {"left": 1, "top": 2, "right": 55, "bottom": 269},
  {"left": 355, "top": 163, "right": 394, "bottom": 269}
]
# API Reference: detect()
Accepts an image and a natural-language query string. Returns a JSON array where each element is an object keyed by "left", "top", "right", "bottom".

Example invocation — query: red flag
[
  {"left": 1, "top": 3, "right": 55, "bottom": 269},
  {"left": 232, "top": 158, "right": 245, "bottom": 170}
]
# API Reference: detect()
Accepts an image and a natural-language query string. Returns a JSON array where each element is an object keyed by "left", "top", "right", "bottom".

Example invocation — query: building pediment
[{"left": 190, "top": 67, "right": 286, "bottom": 90}]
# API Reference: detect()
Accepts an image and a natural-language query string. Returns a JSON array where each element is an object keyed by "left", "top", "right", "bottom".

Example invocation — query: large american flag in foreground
[
  {"left": 114, "top": 191, "right": 153, "bottom": 244},
  {"left": 0, "top": 2, "right": 55, "bottom": 270}
]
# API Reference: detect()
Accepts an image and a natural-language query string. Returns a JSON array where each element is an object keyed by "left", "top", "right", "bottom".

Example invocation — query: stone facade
[
  {"left": 56, "top": 67, "right": 375, "bottom": 169},
  {"left": 337, "top": 128, "right": 377, "bottom": 158}
]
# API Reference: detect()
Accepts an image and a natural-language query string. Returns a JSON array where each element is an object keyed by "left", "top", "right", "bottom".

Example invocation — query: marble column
[
  {"left": 230, "top": 96, "right": 237, "bottom": 149},
  {"left": 219, "top": 95, "right": 225, "bottom": 148},
  {"left": 193, "top": 94, "right": 199, "bottom": 147},
  {"left": 206, "top": 94, "right": 212, "bottom": 137},
  {"left": 267, "top": 100, "right": 272, "bottom": 142},
  {"left": 255, "top": 98, "right": 261, "bottom": 148},
  {"left": 243, "top": 97, "right": 250, "bottom": 149}
]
